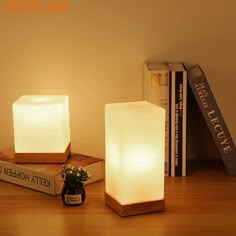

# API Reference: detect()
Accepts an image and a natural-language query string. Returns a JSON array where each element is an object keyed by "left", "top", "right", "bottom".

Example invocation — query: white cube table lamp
[
  {"left": 13, "top": 95, "right": 71, "bottom": 163},
  {"left": 105, "top": 101, "right": 165, "bottom": 216}
]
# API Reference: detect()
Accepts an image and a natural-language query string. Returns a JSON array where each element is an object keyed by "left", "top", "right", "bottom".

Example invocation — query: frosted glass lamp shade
[
  {"left": 105, "top": 101, "right": 165, "bottom": 216},
  {"left": 12, "top": 95, "right": 71, "bottom": 163}
]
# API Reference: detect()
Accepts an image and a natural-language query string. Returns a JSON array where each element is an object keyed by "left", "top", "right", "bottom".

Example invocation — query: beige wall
[{"left": 0, "top": 0, "right": 235, "bottom": 159}]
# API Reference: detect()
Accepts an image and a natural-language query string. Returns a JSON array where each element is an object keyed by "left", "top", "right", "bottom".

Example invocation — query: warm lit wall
[{"left": 0, "top": 0, "right": 235, "bottom": 159}]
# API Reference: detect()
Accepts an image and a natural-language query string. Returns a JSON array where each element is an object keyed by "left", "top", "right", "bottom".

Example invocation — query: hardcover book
[
  {"left": 187, "top": 65, "right": 236, "bottom": 175},
  {"left": 165, "top": 62, "right": 187, "bottom": 177},
  {"left": 143, "top": 62, "right": 169, "bottom": 175},
  {"left": 0, "top": 148, "right": 104, "bottom": 195}
]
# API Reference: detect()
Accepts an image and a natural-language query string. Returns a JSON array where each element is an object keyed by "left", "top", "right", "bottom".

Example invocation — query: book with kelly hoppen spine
[
  {"left": 0, "top": 148, "right": 104, "bottom": 195},
  {"left": 165, "top": 62, "right": 187, "bottom": 177},
  {"left": 143, "top": 62, "right": 170, "bottom": 176},
  {"left": 187, "top": 65, "right": 236, "bottom": 175}
]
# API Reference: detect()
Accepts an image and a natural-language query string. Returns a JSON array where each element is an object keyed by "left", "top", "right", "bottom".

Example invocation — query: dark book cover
[
  {"left": 175, "top": 72, "right": 184, "bottom": 176},
  {"left": 167, "top": 62, "right": 187, "bottom": 177},
  {"left": 187, "top": 65, "right": 236, "bottom": 175}
]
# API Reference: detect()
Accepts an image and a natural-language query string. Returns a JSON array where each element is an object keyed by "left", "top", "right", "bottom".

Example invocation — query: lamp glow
[
  {"left": 105, "top": 101, "right": 165, "bottom": 216},
  {"left": 13, "top": 95, "right": 71, "bottom": 163}
]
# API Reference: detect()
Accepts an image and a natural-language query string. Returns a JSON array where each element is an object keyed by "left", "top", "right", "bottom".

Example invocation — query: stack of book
[
  {"left": 144, "top": 62, "right": 236, "bottom": 176},
  {"left": 0, "top": 148, "right": 104, "bottom": 195}
]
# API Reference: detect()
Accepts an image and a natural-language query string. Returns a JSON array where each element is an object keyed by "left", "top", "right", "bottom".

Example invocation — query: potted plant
[{"left": 61, "top": 164, "right": 91, "bottom": 206}]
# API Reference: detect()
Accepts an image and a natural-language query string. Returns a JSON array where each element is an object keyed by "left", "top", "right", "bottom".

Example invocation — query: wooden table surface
[{"left": 0, "top": 160, "right": 236, "bottom": 236}]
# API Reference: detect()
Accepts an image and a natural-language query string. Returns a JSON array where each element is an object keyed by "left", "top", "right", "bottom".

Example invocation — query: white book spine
[
  {"left": 0, "top": 161, "right": 58, "bottom": 195},
  {"left": 144, "top": 63, "right": 169, "bottom": 176},
  {"left": 0, "top": 158, "right": 104, "bottom": 195},
  {"left": 171, "top": 71, "right": 176, "bottom": 177}
]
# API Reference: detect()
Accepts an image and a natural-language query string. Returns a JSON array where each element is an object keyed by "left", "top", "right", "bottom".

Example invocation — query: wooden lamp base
[
  {"left": 14, "top": 142, "right": 71, "bottom": 164},
  {"left": 105, "top": 192, "right": 165, "bottom": 217}
]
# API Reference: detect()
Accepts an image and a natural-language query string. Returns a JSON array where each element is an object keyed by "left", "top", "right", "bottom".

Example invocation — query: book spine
[
  {"left": 174, "top": 72, "right": 183, "bottom": 176},
  {"left": 182, "top": 70, "right": 187, "bottom": 176},
  {"left": 144, "top": 64, "right": 170, "bottom": 176},
  {"left": 0, "top": 161, "right": 57, "bottom": 195},
  {"left": 143, "top": 65, "right": 163, "bottom": 106},
  {"left": 169, "top": 71, "right": 176, "bottom": 177},
  {"left": 170, "top": 70, "right": 187, "bottom": 177},
  {"left": 188, "top": 66, "right": 236, "bottom": 175},
  {"left": 170, "top": 71, "right": 175, "bottom": 176}
]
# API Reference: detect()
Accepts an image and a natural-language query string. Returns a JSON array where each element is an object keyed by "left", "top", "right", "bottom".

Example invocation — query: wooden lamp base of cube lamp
[
  {"left": 14, "top": 142, "right": 71, "bottom": 163},
  {"left": 105, "top": 192, "right": 165, "bottom": 217}
]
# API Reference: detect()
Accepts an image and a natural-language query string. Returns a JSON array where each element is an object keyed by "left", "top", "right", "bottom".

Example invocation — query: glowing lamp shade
[
  {"left": 105, "top": 101, "right": 165, "bottom": 216},
  {"left": 12, "top": 95, "right": 71, "bottom": 163}
]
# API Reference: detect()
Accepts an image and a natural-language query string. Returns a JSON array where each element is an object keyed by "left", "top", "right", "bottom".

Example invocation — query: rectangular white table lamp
[
  {"left": 105, "top": 101, "right": 165, "bottom": 216},
  {"left": 12, "top": 95, "right": 71, "bottom": 163}
]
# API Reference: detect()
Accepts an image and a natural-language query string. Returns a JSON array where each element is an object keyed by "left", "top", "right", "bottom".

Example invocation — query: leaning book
[
  {"left": 187, "top": 65, "right": 236, "bottom": 175},
  {"left": 0, "top": 149, "right": 104, "bottom": 195}
]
